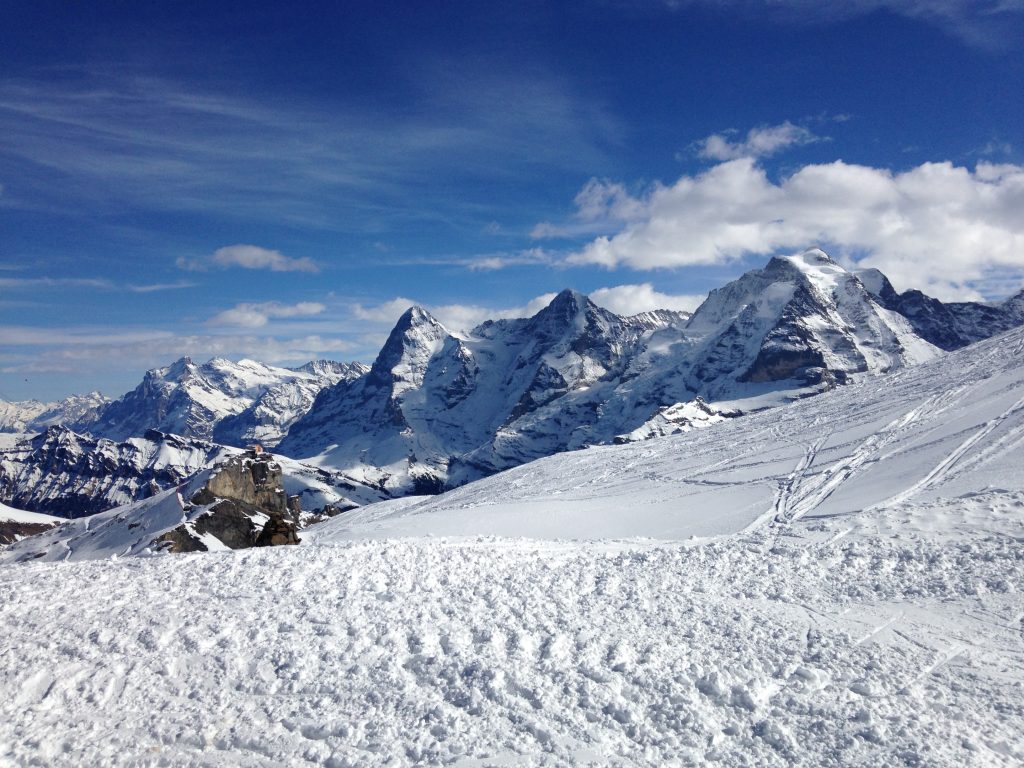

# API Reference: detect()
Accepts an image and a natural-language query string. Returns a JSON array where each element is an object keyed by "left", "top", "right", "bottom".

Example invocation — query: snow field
[{"left": 1, "top": 512, "right": 1021, "bottom": 767}]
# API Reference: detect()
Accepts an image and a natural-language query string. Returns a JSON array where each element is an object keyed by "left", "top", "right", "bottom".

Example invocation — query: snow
[
  {"left": 1, "top": 325, "right": 1023, "bottom": 765},
  {"left": 0, "top": 524, "right": 1021, "bottom": 766},
  {"left": 0, "top": 501, "right": 61, "bottom": 525}
]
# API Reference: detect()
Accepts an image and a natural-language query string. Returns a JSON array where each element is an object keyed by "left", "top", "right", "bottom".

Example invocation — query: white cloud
[
  {"left": 208, "top": 301, "right": 326, "bottom": 328},
  {"left": 589, "top": 284, "right": 705, "bottom": 315},
  {"left": 562, "top": 158, "right": 1024, "bottom": 299},
  {"left": 179, "top": 245, "right": 319, "bottom": 274},
  {"left": 352, "top": 298, "right": 419, "bottom": 324},
  {"left": 697, "top": 122, "right": 820, "bottom": 161}
]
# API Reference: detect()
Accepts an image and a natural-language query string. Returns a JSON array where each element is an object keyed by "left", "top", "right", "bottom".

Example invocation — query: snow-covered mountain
[
  {"left": 309, "top": 320, "right": 1024, "bottom": 541},
  {"left": 280, "top": 250, "right": 976, "bottom": 493},
  {"left": 0, "top": 426, "right": 387, "bottom": 519},
  {"left": 78, "top": 357, "right": 366, "bottom": 447},
  {"left": 279, "top": 290, "right": 665, "bottom": 493},
  {"left": 0, "top": 391, "right": 109, "bottom": 434},
  {"left": 858, "top": 267, "right": 1024, "bottom": 350}
]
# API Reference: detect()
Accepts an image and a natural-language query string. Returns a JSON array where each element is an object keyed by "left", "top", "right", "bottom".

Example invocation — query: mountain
[
  {"left": 858, "top": 267, "right": 1024, "bottom": 350},
  {"left": 309, "top": 320, "right": 1024, "bottom": 541},
  {"left": 281, "top": 250, "right": 972, "bottom": 492},
  {"left": 0, "top": 391, "right": 109, "bottom": 434},
  {"left": 278, "top": 290, "right": 663, "bottom": 493},
  {"left": 0, "top": 426, "right": 387, "bottom": 518},
  {"left": 78, "top": 357, "right": 366, "bottom": 447}
]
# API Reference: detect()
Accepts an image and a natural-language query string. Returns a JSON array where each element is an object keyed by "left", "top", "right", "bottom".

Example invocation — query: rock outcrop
[{"left": 158, "top": 450, "right": 301, "bottom": 552}]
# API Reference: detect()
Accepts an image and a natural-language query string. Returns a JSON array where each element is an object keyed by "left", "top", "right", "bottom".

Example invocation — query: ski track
[{"left": 871, "top": 393, "right": 1024, "bottom": 511}]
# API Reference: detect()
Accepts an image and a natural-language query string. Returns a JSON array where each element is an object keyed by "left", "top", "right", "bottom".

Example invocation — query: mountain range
[{"left": 2, "top": 248, "right": 1023, "bottom": 517}]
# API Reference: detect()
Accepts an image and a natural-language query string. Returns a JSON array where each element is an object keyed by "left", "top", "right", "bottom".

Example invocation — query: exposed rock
[
  {"left": 0, "top": 520, "right": 58, "bottom": 546},
  {"left": 254, "top": 514, "right": 300, "bottom": 547},
  {"left": 159, "top": 453, "right": 301, "bottom": 552}
]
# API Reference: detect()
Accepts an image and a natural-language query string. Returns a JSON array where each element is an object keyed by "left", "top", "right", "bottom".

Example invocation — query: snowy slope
[
  {"left": 309, "top": 323, "right": 1024, "bottom": 541},
  {"left": 0, "top": 391, "right": 109, "bottom": 434},
  {"left": 0, "top": 502, "right": 61, "bottom": 525},
  {"left": 80, "top": 357, "right": 365, "bottom": 446},
  {"left": 1, "top": 498, "right": 1020, "bottom": 764},
  {"left": 0, "top": 501, "right": 61, "bottom": 545},
  {"left": 1, "top": 332, "right": 1022, "bottom": 765}
]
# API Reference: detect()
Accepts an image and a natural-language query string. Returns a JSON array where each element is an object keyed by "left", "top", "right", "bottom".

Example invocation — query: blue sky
[{"left": 2, "top": 0, "right": 1023, "bottom": 401}]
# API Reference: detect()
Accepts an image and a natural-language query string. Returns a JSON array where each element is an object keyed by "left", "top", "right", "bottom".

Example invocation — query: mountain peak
[
  {"left": 532, "top": 288, "right": 596, "bottom": 327},
  {"left": 396, "top": 305, "right": 441, "bottom": 330}
]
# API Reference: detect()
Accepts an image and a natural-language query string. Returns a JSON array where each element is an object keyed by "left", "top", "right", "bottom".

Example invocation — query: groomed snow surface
[{"left": 3, "top": 328, "right": 1024, "bottom": 766}]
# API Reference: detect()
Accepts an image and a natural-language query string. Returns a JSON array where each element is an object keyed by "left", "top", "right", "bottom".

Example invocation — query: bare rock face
[
  {"left": 0, "top": 520, "right": 58, "bottom": 546},
  {"left": 159, "top": 450, "right": 300, "bottom": 552},
  {"left": 193, "top": 452, "right": 288, "bottom": 516}
]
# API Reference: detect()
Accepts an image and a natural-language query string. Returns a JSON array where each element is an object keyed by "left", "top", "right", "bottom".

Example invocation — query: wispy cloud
[
  {"left": 0, "top": 276, "right": 195, "bottom": 293},
  {"left": 126, "top": 280, "right": 195, "bottom": 293},
  {"left": 178, "top": 245, "right": 319, "bottom": 274},
  {"left": 656, "top": 0, "right": 1024, "bottom": 50},
  {"left": 695, "top": 121, "right": 821, "bottom": 161},
  {"left": 0, "top": 277, "right": 113, "bottom": 289},
  {"left": 208, "top": 301, "right": 327, "bottom": 328},
  {"left": 0, "top": 69, "right": 619, "bottom": 230}
]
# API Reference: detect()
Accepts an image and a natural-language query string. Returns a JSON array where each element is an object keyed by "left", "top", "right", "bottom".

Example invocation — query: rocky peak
[
  {"left": 530, "top": 289, "right": 594, "bottom": 328},
  {"left": 161, "top": 356, "right": 196, "bottom": 381},
  {"left": 368, "top": 306, "right": 450, "bottom": 388}
]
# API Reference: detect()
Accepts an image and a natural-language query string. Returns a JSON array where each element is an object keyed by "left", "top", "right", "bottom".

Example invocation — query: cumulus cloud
[
  {"left": 589, "top": 284, "right": 705, "bottom": 315},
  {"left": 178, "top": 245, "right": 319, "bottom": 273},
  {"left": 697, "top": 122, "right": 820, "bottom": 161},
  {"left": 208, "top": 301, "right": 326, "bottom": 328},
  {"left": 559, "top": 158, "right": 1024, "bottom": 299}
]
